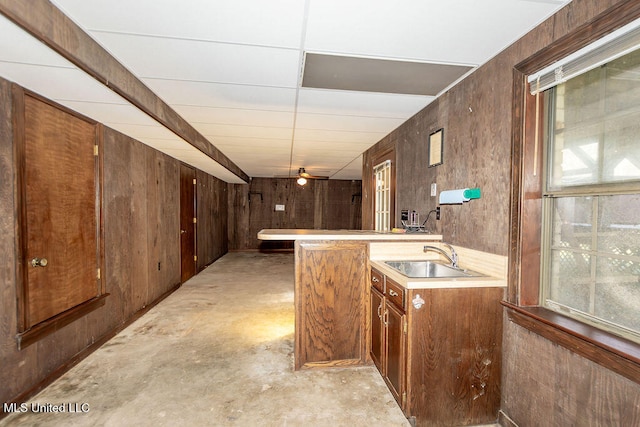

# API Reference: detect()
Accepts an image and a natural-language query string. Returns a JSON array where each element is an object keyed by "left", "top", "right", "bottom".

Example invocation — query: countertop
[
  {"left": 257, "top": 229, "right": 442, "bottom": 241},
  {"left": 369, "top": 242, "right": 508, "bottom": 290},
  {"left": 369, "top": 259, "right": 507, "bottom": 289}
]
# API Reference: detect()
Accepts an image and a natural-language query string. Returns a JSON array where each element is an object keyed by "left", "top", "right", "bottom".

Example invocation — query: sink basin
[{"left": 384, "top": 260, "right": 483, "bottom": 278}]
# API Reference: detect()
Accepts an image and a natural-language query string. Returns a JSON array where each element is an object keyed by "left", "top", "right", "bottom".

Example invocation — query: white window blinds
[{"left": 528, "top": 18, "right": 640, "bottom": 94}]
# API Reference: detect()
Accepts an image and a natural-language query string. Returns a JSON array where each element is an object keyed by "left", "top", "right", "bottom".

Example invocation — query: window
[
  {"left": 541, "top": 48, "right": 640, "bottom": 343},
  {"left": 374, "top": 160, "right": 392, "bottom": 231},
  {"left": 508, "top": 6, "right": 640, "bottom": 384}
]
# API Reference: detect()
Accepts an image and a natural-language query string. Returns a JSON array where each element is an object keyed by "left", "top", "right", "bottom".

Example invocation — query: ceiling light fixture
[{"left": 297, "top": 176, "right": 307, "bottom": 186}]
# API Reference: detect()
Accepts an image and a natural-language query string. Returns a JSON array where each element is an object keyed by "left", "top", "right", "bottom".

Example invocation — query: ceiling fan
[{"left": 295, "top": 167, "right": 329, "bottom": 185}]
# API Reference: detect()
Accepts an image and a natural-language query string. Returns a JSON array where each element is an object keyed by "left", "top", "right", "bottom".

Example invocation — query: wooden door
[
  {"left": 370, "top": 287, "right": 384, "bottom": 371},
  {"left": 19, "top": 92, "right": 101, "bottom": 328},
  {"left": 180, "top": 164, "right": 196, "bottom": 283},
  {"left": 385, "top": 301, "right": 406, "bottom": 408}
]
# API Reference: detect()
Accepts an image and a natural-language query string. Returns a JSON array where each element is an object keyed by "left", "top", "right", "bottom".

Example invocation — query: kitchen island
[
  {"left": 258, "top": 229, "right": 443, "bottom": 370},
  {"left": 258, "top": 228, "right": 507, "bottom": 426}
]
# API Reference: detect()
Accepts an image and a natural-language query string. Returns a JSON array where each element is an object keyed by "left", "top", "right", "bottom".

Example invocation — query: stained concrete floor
[{"left": 1, "top": 252, "right": 412, "bottom": 427}]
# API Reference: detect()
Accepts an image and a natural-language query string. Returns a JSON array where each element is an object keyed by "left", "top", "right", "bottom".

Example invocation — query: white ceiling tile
[
  {"left": 0, "top": 62, "right": 125, "bottom": 105},
  {"left": 52, "top": 0, "right": 306, "bottom": 48},
  {"left": 294, "top": 128, "right": 387, "bottom": 144},
  {"left": 143, "top": 79, "right": 297, "bottom": 111},
  {"left": 295, "top": 113, "right": 405, "bottom": 133},
  {"left": 297, "top": 88, "right": 433, "bottom": 118},
  {"left": 174, "top": 105, "right": 295, "bottom": 128},
  {"left": 304, "top": 0, "right": 568, "bottom": 64},
  {"left": 90, "top": 32, "right": 300, "bottom": 87},
  {"left": 198, "top": 123, "right": 293, "bottom": 140}
]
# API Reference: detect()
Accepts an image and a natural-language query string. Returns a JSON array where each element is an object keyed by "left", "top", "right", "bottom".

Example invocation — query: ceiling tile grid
[{"left": 0, "top": 0, "right": 573, "bottom": 182}]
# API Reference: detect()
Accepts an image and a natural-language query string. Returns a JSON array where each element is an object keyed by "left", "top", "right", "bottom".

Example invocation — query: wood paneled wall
[
  {"left": 361, "top": 0, "right": 640, "bottom": 425},
  {"left": 196, "top": 169, "right": 228, "bottom": 271},
  {"left": 501, "top": 319, "right": 640, "bottom": 426},
  {"left": 228, "top": 178, "right": 362, "bottom": 251},
  {"left": 0, "top": 77, "right": 230, "bottom": 409}
]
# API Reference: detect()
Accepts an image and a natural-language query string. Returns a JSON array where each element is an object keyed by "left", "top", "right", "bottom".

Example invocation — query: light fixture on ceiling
[{"left": 295, "top": 167, "right": 328, "bottom": 186}]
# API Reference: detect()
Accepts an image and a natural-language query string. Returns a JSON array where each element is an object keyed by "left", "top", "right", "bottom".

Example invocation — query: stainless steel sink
[{"left": 384, "top": 260, "right": 484, "bottom": 278}]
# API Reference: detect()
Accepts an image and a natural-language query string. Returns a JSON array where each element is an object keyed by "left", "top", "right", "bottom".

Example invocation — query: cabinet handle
[
  {"left": 388, "top": 289, "right": 398, "bottom": 297},
  {"left": 372, "top": 276, "right": 380, "bottom": 283},
  {"left": 377, "top": 304, "right": 382, "bottom": 319},
  {"left": 383, "top": 309, "right": 389, "bottom": 326}
]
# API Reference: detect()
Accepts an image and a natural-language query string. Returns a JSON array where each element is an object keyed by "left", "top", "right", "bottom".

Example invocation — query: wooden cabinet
[
  {"left": 295, "top": 240, "right": 368, "bottom": 369},
  {"left": 370, "top": 269, "right": 407, "bottom": 410},
  {"left": 370, "top": 267, "right": 503, "bottom": 426}
]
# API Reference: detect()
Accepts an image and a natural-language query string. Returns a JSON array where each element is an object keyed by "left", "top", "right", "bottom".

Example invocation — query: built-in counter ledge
[{"left": 257, "top": 229, "right": 443, "bottom": 241}]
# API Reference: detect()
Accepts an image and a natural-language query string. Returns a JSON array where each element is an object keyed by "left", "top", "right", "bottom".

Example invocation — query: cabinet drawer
[
  {"left": 371, "top": 268, "right": 384, "bottom": 292},
  {"left": 386, "top": 278, "right": 405, "bottom": 311}
]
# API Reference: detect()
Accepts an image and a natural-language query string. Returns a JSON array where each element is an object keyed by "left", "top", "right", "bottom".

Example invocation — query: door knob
[
  {"left": 31, "top": 257, "right": 48, "bottom": 267},
  {"left": 180, "top": 230, "right": 186, "bottom": 234}
]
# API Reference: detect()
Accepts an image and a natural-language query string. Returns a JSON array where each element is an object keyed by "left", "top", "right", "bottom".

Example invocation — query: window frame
[{"left": 506, "top": 2, "right": 640, "bottom": 385}]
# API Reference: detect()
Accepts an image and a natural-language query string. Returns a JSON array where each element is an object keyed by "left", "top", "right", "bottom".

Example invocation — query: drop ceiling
[{"left": 0, "top": 0, "right": 571, "bottom": 183}]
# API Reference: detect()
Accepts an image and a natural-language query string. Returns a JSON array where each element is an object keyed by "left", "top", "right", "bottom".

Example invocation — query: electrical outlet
[
  {"left": 436, "top": 206, "right": 441, "bottom": 220},
  {"left": 430, "top": 183, "right": 437, "bottom": 197},
  {"left": 275, "top": 204, "right": 285, "bottom": 211}
]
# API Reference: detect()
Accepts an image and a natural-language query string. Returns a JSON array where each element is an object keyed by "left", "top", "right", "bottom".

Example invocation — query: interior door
[
  {"left": 21, "top": 92, "right": 101, "bottom": 328},
  {"left": 180, "top": 164, "right": 196, "bottom": 282}
]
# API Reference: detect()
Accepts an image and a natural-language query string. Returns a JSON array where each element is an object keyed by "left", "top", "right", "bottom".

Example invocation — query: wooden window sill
[{"left": 501, "top": 301, "right": 640, "bottom": 384}]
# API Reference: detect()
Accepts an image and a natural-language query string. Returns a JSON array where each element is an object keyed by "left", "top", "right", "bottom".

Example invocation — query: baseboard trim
[{"left": 0, "top": 281, "right": 181, "bottom": 419}]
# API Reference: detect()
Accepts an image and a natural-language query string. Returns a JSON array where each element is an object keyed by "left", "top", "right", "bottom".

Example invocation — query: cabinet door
[
  {"left": 370, "top": 287, "right": 384, "bottom": 371},
  {"left": 384, "top": 301, "right": 406, "bottom": 408},
  {"left": 295, "top": 241, "right": 367, "bottom": 369}
]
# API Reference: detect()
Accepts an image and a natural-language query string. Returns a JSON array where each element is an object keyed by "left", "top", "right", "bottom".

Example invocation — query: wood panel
[
  {"left": 294, "top": 241, "right": 368, "bottom": 369},
  {"left": 0, "top": 79, "right": 207, "bottom": 410},
  {"left": 147, "top": 150, "right": 180, "bottom": 297},
  {"left": 196, "top": 169, "right": 228, "bottom": 270},
  {"left": 407, "top": 287, "right": 503, "bottom": 426},
  {"left": 103, "top": 128, "right": 149, "bottom": 323},
  {"left": 326, "top": 180, "right": 362, "bottom": 230},
  {"left": 228, "top": 178, "right": 362, "bottom": 251},
  {"left": 502, "top": 317, "right": 640, "bottom": 426}
]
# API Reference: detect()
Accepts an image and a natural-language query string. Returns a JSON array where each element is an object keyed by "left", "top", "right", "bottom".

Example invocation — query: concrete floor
[{"left": 1, "top": 252, "right": 412, "bottom": 427}]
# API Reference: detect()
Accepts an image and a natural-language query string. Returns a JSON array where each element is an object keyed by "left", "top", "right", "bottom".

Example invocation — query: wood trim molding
[
  {"left": 16, "top": 295, "right": 109, "bottom": 350},
  {"left": 516, "top": 1, "right": 640, "bottom": 74},
  {"left": 502, "top": 302, "right": 640, "bottom": 385}
]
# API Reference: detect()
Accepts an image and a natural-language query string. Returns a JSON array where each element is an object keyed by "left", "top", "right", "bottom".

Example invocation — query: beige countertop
[
  {"left": 369, "top": 260, "right": 506, "bottom": 289},
  {"left": 369, "top": 242, "right": 508, "bottom": 290},
  {"left": 257, "top": 229, "right": 442, "bottom": 241}
]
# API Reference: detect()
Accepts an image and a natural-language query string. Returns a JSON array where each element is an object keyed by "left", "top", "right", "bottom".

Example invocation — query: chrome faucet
[{"left": 423, "top": 243, "right": 459, "bottom": 268}]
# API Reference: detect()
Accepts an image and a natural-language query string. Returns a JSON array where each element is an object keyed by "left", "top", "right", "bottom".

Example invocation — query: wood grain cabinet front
[
  {"left": 370, "top": 268, "right": 503, "bottom": 426},
  {"left": 295, "top": 241, "right": 368, "bottom": 370},
  {"left": 369, "top": 270, "right": 407, "bottom": 410}
]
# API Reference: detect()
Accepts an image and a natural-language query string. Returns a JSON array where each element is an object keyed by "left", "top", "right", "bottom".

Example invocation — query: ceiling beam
[{"left": 0, "top": 0, "right": 250, "bottom": 183}]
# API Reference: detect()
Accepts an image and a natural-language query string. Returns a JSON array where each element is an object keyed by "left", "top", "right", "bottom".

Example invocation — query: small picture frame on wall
[{"left": 428, "top": 128, "right": 443, "bottom": 167}]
